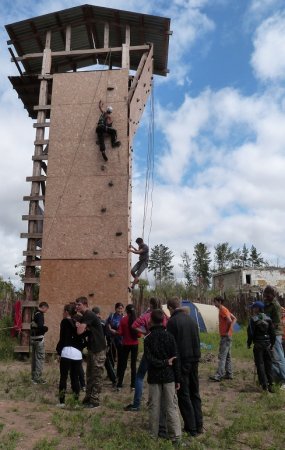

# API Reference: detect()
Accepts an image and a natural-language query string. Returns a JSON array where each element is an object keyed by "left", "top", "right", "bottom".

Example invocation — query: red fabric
[
  {"left": 132, "top": 309, "right": 168, "bottom": 334},
  {"left": 117, "top": 316, "right": 139, "bottom": 345},
  {"left": 12, "top": 300, "right": 22, "bottom": 336}
]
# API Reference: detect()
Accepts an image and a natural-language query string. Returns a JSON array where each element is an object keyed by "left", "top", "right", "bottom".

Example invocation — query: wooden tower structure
[{"left": 6, "top": 4, "right": 171, "bottom": 351}]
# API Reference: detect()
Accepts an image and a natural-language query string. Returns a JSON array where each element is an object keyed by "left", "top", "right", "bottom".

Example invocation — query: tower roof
[{"left": 6, "top": 3, "right": 171, "bottom": 76}]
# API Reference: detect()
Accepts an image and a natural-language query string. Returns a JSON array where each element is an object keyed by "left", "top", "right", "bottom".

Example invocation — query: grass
[
  {"left": 0, "top": 328, "right": 285, "bottom": 449},
  {"left": 0, "top": 316, "right": 17, "bottom": 361}
]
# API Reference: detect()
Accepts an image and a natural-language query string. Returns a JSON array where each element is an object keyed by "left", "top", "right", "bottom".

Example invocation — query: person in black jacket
[
  {"left": 247, "top": 301, "right": 276, "bottom": 392},
  {"left": 144, "top": 309, "right": 181, "bottom": 444},
  {"left": 167, "top": 297, "right": 203, "bottom": 437},
  {"left": 56, "top": 304, "right": 85, "bottom": 407},
  {"left": 30, "top": 301, "right": 49, "bottom": 384}
]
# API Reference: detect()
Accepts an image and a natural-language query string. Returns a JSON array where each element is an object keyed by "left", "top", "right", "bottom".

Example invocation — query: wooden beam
[
  {"left": 23, "top": 278, "right": 40, "bottom": 284},
  {"left": 20, "top": 233, "right": 43, "bottom": 239},
  {"left": 65, "top": 25, "right": 71, "bottom": 51},
  {"left": 26, "top": 176, "right": 46, "bottom": 182},
  {"left": 23, "top": 250, "right": 42, "bottom": 256},
  {"left": 33, "top": 105, "right": 51, "bottom": 111},
  {"left": 22, "top": 261, "right": 42, "bottom": 267},
  {"left": 14, "top": 44, "right": 150, "bottom": 61},
  {"left": 34, "top": 139, "right": 49, "bottom": 145},
  {"left": 104, "top": 23, "right": 109, "bottom": 48},
  {"left": 33, "top": 123, "right": 50, "bottom": 128},
  {"left": 32, "top": 155, "right": 48, "bottom": 161},
  {"left": 21, "top": 301, "right": 39, "bottom": 307},
  {"left": 22, "top": 215, "right": 44, "bottom": 220},
  {"left": 23, "top": 195, "right": 45, "bottom": 201}
]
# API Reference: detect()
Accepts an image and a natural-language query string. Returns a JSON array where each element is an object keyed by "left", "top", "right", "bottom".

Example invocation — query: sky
[{"left": 1, "top": 0, "right": 285, "bottom": 286}]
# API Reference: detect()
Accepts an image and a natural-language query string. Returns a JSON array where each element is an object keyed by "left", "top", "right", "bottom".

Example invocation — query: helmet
[{"left": 106, "top": 106, "right": 113, "bottom": 113}]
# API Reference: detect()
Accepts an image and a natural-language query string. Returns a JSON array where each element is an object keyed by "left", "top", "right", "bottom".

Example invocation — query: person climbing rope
[
  {"left": 96, "top": 100, "right": 121, "bottom": 162},
  {"left": 128, "top": 238, "right": 149, "bottom": 291}
]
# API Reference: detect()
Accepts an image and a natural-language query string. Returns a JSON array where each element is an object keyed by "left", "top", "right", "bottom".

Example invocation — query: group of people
[{"left": 30, "top": 284, "right": 285, "bottom": 445}]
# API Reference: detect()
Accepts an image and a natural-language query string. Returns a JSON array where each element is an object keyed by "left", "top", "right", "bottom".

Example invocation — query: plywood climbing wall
[{"left": 39, "top": 70, "right": 130, "bottom": 351}]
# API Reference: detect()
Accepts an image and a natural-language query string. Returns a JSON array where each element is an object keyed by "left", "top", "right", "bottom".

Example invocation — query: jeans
[
  {"left": 133, "top": 354, "right": 148, "bottom": 408},
  {"left": 31, "top": 339, "right": 45, "bottom": 381},
  {"left": 216, "top": 336, "right": 232, "bottom": 379},
  {"left": 271, "top": 335, "right": 285, "bottom": 382}
]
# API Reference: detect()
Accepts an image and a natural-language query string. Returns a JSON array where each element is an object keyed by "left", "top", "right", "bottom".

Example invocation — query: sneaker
[
  {"left": 56, "top": 403, "right": 65, "bottom": 408},
  {"left": 81, "top": 386, "right": 86, "bottom": 392},
  {"left": 223, "top": 374, "right": 233, "bottom": 380},
  {"left": 209, "top": 375, "right": 221, "bottom": 382},
  {"left": 116, "top": 387, "right": 122, "bottom": 392},
  {"left": 280, "top": 384, "right": 285, "bottom": 390},
  {"left": 84, "top": 402, "right": 100, "bottom": 409},
  {"left": 124, "top": 404, "right": 139, "bottom": 412},
  {"left": 267, "top": 385, "right": 274, "bottom": 393},
  {"left": 112, "top": 141, "right": 121, "bottom": 148},
  {"left": 82, "top": 396, "right": 91, "bottom": 404},
  {"left": 32, "top": 379, "right": 47, "bottom": 384}
]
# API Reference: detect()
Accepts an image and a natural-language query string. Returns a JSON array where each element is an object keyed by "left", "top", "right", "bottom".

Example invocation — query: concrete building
[{"left": 213, "top": 267, "right": 285, "bottom": 296}]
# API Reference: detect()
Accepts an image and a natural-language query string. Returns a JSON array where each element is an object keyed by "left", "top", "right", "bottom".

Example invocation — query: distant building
[{"left": 212, "top": 267, "right": 285, "bottom": 296}]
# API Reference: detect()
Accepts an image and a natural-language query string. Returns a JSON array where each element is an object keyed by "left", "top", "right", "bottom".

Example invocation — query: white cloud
[{"left": 251, "top": 12, "right": 285, "bottom": 82}]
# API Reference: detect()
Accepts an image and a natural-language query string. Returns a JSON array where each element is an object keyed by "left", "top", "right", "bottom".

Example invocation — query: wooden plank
[
  {"left": 14, "top": 346, "right": 30, "bottom": 353},
  {"left": 22, "top": 260, "right": 42, "bottom": 267},
  {"left": 65, "top": 25, "right": 71, "bottom": 51},
  {"left": 22, "top": 215, "right": 44, "bottom": 220},
  {"left": 23, "top": 195, "right": 45, "bottom": 201},
  {"left": 32, "top": 155, "right": 48, "bottom": 161},
  {"left": 14, "top": 44, "right": 150, "bottom": 61},
  {"left": 104, "top": 23, "right": 109, "bottom": 48},
  {"left": 21, "top": 301, "right": 38, "bottom": 307},
  {"left": 33, "top": 123, "right": 50, "bottom": 128},
  {"left": 23, "top": 278, "right": 40, "bottom": 284},
  {"left": 26, "top": 176, "right": 46, "bottom": 182},
  {"left": 33, "top": 105, "right": 51, "bottom": 111},
  {"left": 34, "top": 139, "right": 49, "bottom": 145},
  {"left": 23, "top": 250, "right": 42, "bottom": 256},
  {"left": 20, "top": 233, "right": 43, "bottom": 239}
]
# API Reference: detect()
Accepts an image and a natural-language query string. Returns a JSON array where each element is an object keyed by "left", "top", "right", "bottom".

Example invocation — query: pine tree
[
  {"left": 148, "top": 244, "right": 174, "bottom": 285},
  {"left": 193, "top": 243, "right": 211, "bottom": 288},
  {"left": 214, "top": 242, "right": 233, "bottom": 272},
  {"left": 180, "top": 251, "right": 193, "bottom": 288},
  {"left": 249, "top": 245, "right": 266, "bottom": 267}
]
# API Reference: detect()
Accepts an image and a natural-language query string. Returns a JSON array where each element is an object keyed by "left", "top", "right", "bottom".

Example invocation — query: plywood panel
[{"left": 40, "top": 259, "right": 129, "bottom": 351}]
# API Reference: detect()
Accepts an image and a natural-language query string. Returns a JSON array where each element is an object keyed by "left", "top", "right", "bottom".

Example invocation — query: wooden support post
[
  {"left": 122, "top": 25, "right": 130, "bottom": 70},
  {"left": 65, "top": 25, "right": 71, "bottom": 51},
  {"left": 104, "top": 23, "right": 109, "bottom": 48}
]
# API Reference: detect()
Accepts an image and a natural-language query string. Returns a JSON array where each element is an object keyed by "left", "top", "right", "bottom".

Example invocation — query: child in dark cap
[{"left": 247, "top": 301, "right": 276, "bottom": 392}]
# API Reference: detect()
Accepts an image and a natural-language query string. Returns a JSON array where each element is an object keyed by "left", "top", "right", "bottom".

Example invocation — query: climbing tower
[{"left": 6, "top": 4, "right": 171, "bottom": 351}]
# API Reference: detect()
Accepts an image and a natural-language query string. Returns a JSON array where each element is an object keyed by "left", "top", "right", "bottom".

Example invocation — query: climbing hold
[
  {"left": 107, "top": 86, "right": 114, "bottom": 91},
  {"left": 88, "top": 292, "right": 95, "bottom": 297},
  {"left": 93, "top": 251, "right": 98, "bottom": 255},
  {"left": 101, "top": 165, "right": 105, "bottom": 171},
  {"left": 101, "top": 207, "right": 107, "bottom": 213},
  {"left": 108, "top": 181, "right": 114, "bottom": 187},
  {"left": 109, "top": 272, "right": 116, "bottom": 277},
  {"left": 116, "top": 232, "right": 122, "bottom": 236}
]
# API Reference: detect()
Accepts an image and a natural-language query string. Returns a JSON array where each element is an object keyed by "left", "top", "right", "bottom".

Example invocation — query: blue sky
[{"left": 1, "top": 0, "right": 285, "bottom": 284}]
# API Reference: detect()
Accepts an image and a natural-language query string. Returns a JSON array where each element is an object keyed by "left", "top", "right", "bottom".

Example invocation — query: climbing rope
[{"left": 142, "top": 79, "right": 155, "bottom": 249}]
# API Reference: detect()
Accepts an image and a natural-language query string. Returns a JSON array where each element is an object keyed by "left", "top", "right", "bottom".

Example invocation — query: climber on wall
[
  {"left": 128, "top": 238, "right": 149, "bottom": 291},
  {"left": 96, "top": 100, "right": 121, "bottom": 162}
]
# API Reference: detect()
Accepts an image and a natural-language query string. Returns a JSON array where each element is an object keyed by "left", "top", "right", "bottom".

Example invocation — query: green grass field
[{"left": 0, "top": 328, "right": 285, "bottom": 449}]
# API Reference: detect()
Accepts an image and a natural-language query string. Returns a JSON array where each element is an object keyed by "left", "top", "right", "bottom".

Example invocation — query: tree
[
  {"left": 192, "top": 243, "right": 211, "bottom": 289},
  {"left": 180, "top": 251, "right": 193, "bottom": 288},
  {"left": 213, "top": 242, "right": 233, "bottom": 272},
  {"left": 148, "top": 244, "right": 174, "bottom": 285},
  {"left": 249, "top": 245, "right": 267, "bottom": 268},
  {"left": 241, "top": 244, "right": 249, "bottom": 267}
]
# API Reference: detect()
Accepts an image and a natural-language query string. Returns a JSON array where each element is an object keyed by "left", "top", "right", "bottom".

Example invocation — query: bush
[{"left": 0, "top": 316, "right": 16, "bottom": 360}]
